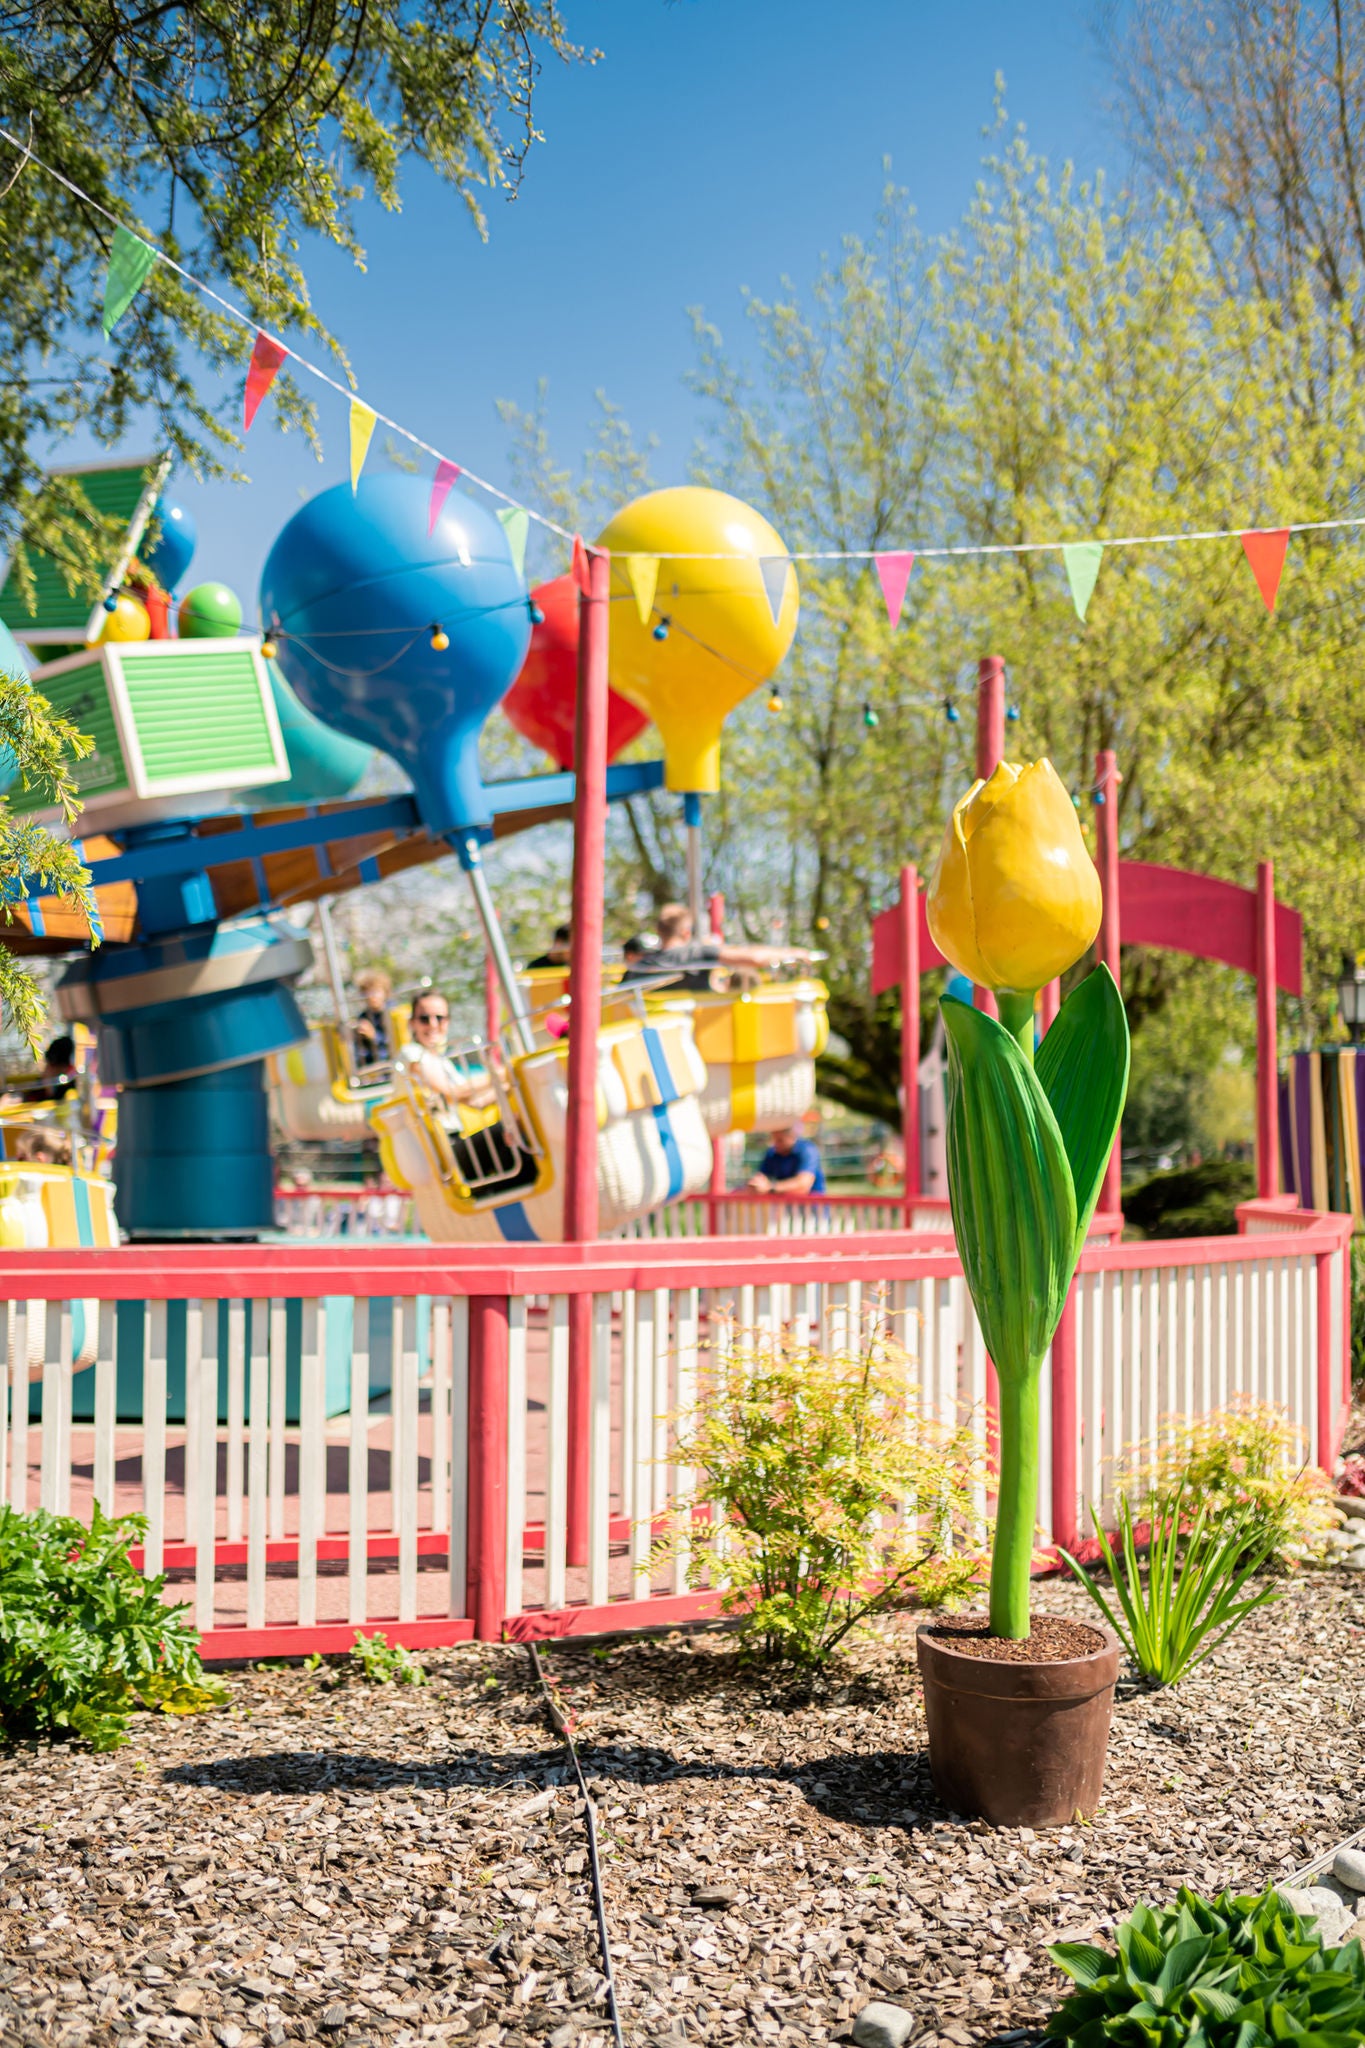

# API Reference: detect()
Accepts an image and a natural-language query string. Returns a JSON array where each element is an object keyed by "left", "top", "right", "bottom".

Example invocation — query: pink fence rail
[{"left": 0, "top": 1204, "right": 1351, "bottom": 1661}]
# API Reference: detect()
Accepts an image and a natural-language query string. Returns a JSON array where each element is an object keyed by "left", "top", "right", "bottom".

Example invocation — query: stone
[
  {"left": 1334, "top": 1849, "right": 1365, "bottom": 1894},
  {"left": 1340, "top": 1550, "right": 1365, "bottom": 1570},
  {"left": 212, "top": 2030, "right": 243, "bottom": 2048},
  {"left": 690, "top": 1885, "right": 736, "bottom": 1909},
  {"left": 1278, "top": 1886, "right": 1355, "bottom": 1946},
  {"left": 852, "top": 2001, "right": 916, "bottom": 2048}
]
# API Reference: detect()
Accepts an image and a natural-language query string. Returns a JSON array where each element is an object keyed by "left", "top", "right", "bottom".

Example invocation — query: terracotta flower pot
[{"left": 915, "top": 1615, "right": 1121, "bottom": 1828}]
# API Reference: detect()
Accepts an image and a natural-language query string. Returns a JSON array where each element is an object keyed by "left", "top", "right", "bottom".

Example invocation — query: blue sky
[{"left": 117, "top": 0, "right": 1117, "bottom": 611}]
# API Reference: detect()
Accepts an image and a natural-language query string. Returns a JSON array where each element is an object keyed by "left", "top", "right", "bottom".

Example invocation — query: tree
[
  {"left": 0, "top": 1, "right": 577, "bottom": 602},
  {"left": 0, "top": 667, "right": 98, "bottom": 1046}
]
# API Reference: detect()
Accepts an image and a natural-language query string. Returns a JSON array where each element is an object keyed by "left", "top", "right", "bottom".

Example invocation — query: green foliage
[
  {"left": 0, "top": 1503, "right": 226, "bottom": 1750},
  {"left": 1351, "top": 1235, "right": 1365, "bottom": 1386},
  {"left": 1115, "top": 1400, "right": 1337, "bottom": 1566},
  {"left": 350, "top": 1630, "right": 426, "bottom": 1686},
  {"left": 1062, "top": 1484, "right": 1281, "bottom": 1687},
  {"left": 655, "top": 1329, "right": 985, "bottom": 1666},
  {"left": 0, "top": 3, "right": 576, "bottom": 596},
  {"left": 1044, "top": 1884, "right": 1365, "bottom": 2046},
  {"left": 0, "top": 666, "right": 99, "bottom": 1045},
  {"left": 1123, "top": 1160, "right": 1256, "bottom": 1239}
]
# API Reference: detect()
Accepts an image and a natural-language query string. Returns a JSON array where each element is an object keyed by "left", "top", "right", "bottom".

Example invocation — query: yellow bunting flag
[
  {"left": 625, "top": 553, "right": 659, "bottom": 625},
  {"left": 349, "top": 401, "right": 377, "bottom": 492},
  {"left": 1061, "top": 541, "right": 1104, "bottom": 623}
]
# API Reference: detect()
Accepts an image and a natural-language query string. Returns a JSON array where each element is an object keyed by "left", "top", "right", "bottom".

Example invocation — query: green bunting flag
[
  {"left": 102, "top": 226, "right": 158, "bottom": 336},
  {"left": 1061, "top": 541, "right": 1104, "bottom": 623},
  {"left": 498, "top": 506, "right": 529, "bottom": 579}
]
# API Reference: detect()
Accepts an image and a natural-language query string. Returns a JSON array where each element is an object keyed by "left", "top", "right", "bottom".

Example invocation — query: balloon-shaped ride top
[{"left": 502, "top": 573, "right": 649, "bottom": 769}]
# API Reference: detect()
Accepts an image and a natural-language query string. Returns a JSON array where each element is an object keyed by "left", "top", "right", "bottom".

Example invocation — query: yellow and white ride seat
[
  {"left": 371, "top": 1010, "right": 713, "bottom": 1243},
  {"left": 673, "top": 978, "right": 829, "bottom": 1136},
  {"left": 0, "top": 1144, "right": 117, "bottom": 1372},
  {"left": 267, "top": 1021, "right": 388, "bottom": 1142}
]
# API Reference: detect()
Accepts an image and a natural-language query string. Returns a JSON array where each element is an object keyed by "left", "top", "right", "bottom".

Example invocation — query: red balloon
[{"left": 503, "top": 574, "right": 650, "bottom": 768}]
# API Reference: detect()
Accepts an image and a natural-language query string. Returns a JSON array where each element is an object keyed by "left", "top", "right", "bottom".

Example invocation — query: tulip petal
[
  {"left": 941, "top": 994, "right": 1077, "bottom": 1381},
  {"left": 1034, "top": 965, "right": 1131, "bottom": 1263},
  {"left": 926, "top": 804, "right": 994, "bottom": 986},
  {"left": 959, "top": 759, "right": 1102, "bottom": 991}
]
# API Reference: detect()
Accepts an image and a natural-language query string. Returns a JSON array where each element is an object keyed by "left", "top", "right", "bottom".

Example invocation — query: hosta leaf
[
  {"left": 1034, "top": 964, "right": 1130, "bottom": 1262},
  {"left": 1048, "top": 1942, "right": 1113, "bottom": 1988},
  {"left": 941, "top": 995, "right": 1076, "bottom": 1378}
]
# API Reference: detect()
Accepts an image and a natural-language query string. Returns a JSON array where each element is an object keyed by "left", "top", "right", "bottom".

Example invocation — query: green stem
[
  {"left": 988, "top": 1366, "right": 1042, "bottom": 1639},
  {"left": 996, "top": 988, "right": 1036, "bottom": 1065}
]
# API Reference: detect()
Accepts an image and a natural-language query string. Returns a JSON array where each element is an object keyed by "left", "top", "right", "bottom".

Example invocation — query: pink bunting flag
[
  {"left": 428, "top": 459, "right": 462, "bottom": 534},
  {"left": 1240, "top": 528, "right": 1290, "bottom": 613},
  {"left": 244, "top": 332, "right": 288, "bottom": 432},
  {"left": 874, "top": 550, "right": 916, "bottom": 629}
]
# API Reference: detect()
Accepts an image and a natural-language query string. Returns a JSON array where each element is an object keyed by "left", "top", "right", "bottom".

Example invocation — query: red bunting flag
[
  {"left": 1240, "top": 528, "right": 1290, "bottom": 613},
  {"left": 874, "top": 550, "right": 916, "bottom": 629},
  {"left": 244, "top": 331, "right": 288, "bottom": 432},
  {"left": 571, "top": 534, "right": 591, "bottom": 593},
  {"left": 428, "top": 459, "right": 461, "bottom": 535}
]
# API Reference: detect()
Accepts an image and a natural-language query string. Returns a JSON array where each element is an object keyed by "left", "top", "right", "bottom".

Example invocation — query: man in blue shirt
[{"left": 749, "top": 1123, "right": 826, "bottom": 1196}]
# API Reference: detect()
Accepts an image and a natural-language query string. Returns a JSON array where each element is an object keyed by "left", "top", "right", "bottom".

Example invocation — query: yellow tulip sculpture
[
  {"left": 595, "top": 486, "right": 798, "bottom": 794},
  {"left": 926, "top": 758, "right": 1128, "bottom": 1639}
]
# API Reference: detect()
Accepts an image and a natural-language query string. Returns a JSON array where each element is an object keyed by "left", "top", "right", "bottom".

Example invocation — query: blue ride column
[{"left": 56, "top": 835, "right": 312, "bottom": 1237}]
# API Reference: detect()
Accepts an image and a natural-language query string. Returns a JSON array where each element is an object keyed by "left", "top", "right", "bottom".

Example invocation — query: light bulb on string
[
  {"left": 1006, "top": 704, "right": 1020, "bottom": 723},
  {"left": 528, "top": 602, "right": 545, "bottom": 625},
  {"left": 862, "top": 702, "right": 879, "bottom": 729},
  {"left": 944, "top": 698, "right": 960, "bottom": 724},
  {"left": 429, "top": 623, "right": 450, "bottom": 652},
  {"left": 261, "top": 636, "right": 278, "bottom": 659},
  {"left": 102, "top": 592, "right": 119, "bottom": 613},
  {"left": 652, "top": 616, "right": 671, "bottom": 642},
  {"left": 767, "top": 688, "right": 784, "bottom": 713}
]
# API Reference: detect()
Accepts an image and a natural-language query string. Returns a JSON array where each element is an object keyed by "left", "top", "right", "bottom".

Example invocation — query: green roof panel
[{"left": 0, "top": 461, "right": 159, "bottom": 638}]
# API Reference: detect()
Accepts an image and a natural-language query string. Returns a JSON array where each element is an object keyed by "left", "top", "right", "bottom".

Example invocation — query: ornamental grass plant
[{"left": 655, "top": 1327, "right": 986, "bottom": 1665}]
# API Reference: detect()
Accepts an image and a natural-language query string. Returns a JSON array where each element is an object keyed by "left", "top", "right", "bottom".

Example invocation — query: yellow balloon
[
  {"left": 98, "top": 593, "right": 151, "bottom": 645},
  {"left": 595, "top": 487, "right": 798, "bottom": 793}
]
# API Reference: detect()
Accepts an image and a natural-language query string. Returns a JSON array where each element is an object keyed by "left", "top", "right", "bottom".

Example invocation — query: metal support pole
[
  {"left": 683, "top": 793, "right": 704, "bottom": 930},
  {"left": 974, "top": 657, "right": 1006, "bottom": 1021},
  {"left": 1095, "top": 748, "right": 1122, "bottom": 1217},
  {"left": 316, "top": 897, "right": 351, "bottom": 1058},
  {"left": 566, "top": 545, "right": 611, "bottom": 1565},
  {"left": 1255, "top": 860, "right": 1279, "bottom": 1199},
  {"left": 459, "top": 837, "right": 534, "bottom": 1056}
]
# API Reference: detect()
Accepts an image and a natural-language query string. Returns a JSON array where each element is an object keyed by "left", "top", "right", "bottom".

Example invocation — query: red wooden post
[
  {"left": 899, "top": 863, "right": 920, "bottom": 1223},
  {"left": 974, "top": 657, "right": 1006, "bottom": 1021},
  {"left": 1316, "top": 1249, "right": 1336, "bottom": 1473},
  {"left": 1040, "top": 979, "right": 1061, "bottom": 1036},
  {"left": 1095, "top": 748, "right": 1122, "bottom": 1216},
  {"left": 1255, "top": 860, "right": 1278, "bottom": 1199},
  {"left": 1050, "top": 1286, "right": 1079, "bottom": 1550},
  {"left": 466, "top": 1294, "right": 509, "bottom": 1641},
  {"left": 565, "top": 545, "right": 610, "bottom": 1565},
  {"left": 708, "top": 889, "right": 727, "bottom": 1232}
]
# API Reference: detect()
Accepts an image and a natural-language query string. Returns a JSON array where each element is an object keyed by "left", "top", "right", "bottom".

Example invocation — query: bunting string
[{"left": 4, "top": 118, "right": 1364, "bottom": 616}]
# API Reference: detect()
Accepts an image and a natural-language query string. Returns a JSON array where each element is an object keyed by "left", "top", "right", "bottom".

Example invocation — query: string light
[
  {"left": 260, "top": 636, "right": 278, "bottom": 659},
  {"left": 767, "top": 688, "right": 784, "bottom": 713},
  {"left": 652, "top": 617, "right": 671, "bottom": 642},
  {"left": 862, "top": 702, "right": 879, "bottom": 728},
  {"left": 429, "top": 623, "right": 450, "bottom": 652},
  {"left": 528, "top": 602, "right": 545, "bottom": 625},
  {"left": 944, "top": 699, "right": 960, "bottom": 724},
  {"left": 1006, "top": 704, "right": 1020, "bottom": 722},
  {"left": 102, "top": 592, "right": 119, "bottom": 613}
]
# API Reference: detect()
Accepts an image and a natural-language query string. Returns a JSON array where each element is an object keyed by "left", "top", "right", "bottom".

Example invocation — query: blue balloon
[
  {"left": 245, "top": 660, "right": 374, "bottom": 806},
  {"left": 145, "top": 496, "right": 197, "bottom": 591},
  {"left": 259, "top": 477, "right": 530, "bottom": 834}
]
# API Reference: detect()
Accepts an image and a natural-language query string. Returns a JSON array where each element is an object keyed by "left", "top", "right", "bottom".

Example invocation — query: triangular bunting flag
[
  {"left": 759, "top": 556, "right": 791, "bottom": 624},
  {"left": 874, "top": 550, "right": 916, "bottom": 629},
  {"left": 1061, "top": 541, "right": 1104, "bottom": 623},
  {"left": 1241, "top": 528, "right": 1289, "bottom": 613},
  {"left": 102, "top": 226, "right": 157, "bottom": 336},
  {"left": 625, "top": 553, "right": 659, "bottom": 625},
  {"left": 349, "top": 401, "right": 377, "bottom": 492},
  {"left": 244, "top": 331, "right": 288, "bottom": 432},
  {"left": 428, "top": 459, "right": 461, "bottom": 534},
  {"left": 571, "top": 534, "right": 591, "bottom": 593},
  {"left": 498, "top": 506, "right": 529, "bottom": 578}
]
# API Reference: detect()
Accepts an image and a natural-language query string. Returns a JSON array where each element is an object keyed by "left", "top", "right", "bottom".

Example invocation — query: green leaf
[
  {"left": 1034, "top": 964, "right": 1131, "bottom": 1261},
  {"left": 941, "top": 994, "right": 1077, "bottom": 1379},
  {"left": 1049, "top": 1942, "right": 1113, "bottom": 1987}
]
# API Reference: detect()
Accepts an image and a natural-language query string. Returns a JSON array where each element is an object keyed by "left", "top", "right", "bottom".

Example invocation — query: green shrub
[
  {"left": 1352, "top": 1234, "right": 1365, "bottom": 1387},
  {"left": 350, "top": 1630, "right": 426, "bottom": 1685},
  {"left": 655, "top": 1329, "right": 986, "bottom": 1665},
  {"left": 1061, "top": 1484, "right": 1281, "bottom": 1686},
  {"left": 1045, "top": 1885, "right": 1365, "bottom": 2044},
  {"left": 0, "top": 1503, "right": 227, "bottom": 1750},
  {"left": 1115, "top": 1399, "right": 1336, "bottom": 1566},
  {"left": 1122, "top": 1158, "right": 1255, "bottom": 1239}
]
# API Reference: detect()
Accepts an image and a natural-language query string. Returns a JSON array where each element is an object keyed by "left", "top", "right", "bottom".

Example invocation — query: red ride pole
[
  {"left": 1095, "top": 748, "right": 1123, "bottom": 1217},
  {"left": 564, "top": 546, "right": 610, "bottom": 1566},
  {"left": 1255, "top": 860, "right": 1279, "bottom": 1199},
  {"left": 899, "top": 864, "right": 920, "bottom": 1226},
  {"left": 974, "top": 657, "right": 1006, "bottom": 1022}
]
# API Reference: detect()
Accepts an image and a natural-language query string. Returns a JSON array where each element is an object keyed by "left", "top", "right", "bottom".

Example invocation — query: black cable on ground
[{"left": 525, "top": 1642, "right": 626, "bottom": 2048}]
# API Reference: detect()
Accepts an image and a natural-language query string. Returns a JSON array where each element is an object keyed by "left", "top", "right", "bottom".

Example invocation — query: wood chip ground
[{"left": 1, "top": 1573, "right": 1361, "bottom": 2048}]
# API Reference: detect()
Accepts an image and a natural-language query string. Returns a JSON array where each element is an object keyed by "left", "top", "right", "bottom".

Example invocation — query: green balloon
[{"left": 178, "top": 581, "right": 243, "bottom": 639}]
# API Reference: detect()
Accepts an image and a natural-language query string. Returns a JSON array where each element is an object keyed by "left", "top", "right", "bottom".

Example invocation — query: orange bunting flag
[
  {"left": 571, "top": 534, "right": 591, "bottom": 593},
  {"left": 244, "top": 332, "right": 288, "bottom": 431},
  {"left": 428, "top": 459, "right": 461, "bottom": 534},
  {"left": 874, "top": 551, "right": 916, "bottom": 629},
  {"left": 1240, "top": 528, "right": 1290, "bottom": 613}
]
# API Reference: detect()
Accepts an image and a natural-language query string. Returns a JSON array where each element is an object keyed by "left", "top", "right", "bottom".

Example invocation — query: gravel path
[{"left": 0, "top": 1572, "right": 1362, "bottom": 2048}]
